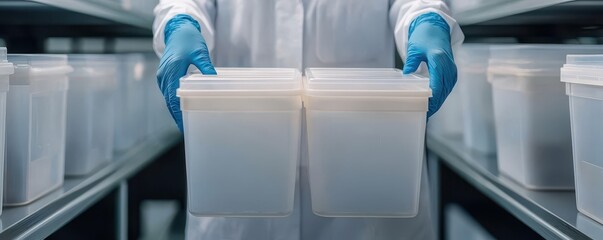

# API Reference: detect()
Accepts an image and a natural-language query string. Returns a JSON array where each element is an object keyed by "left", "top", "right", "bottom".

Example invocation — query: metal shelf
[
  {"left": 452, "top": 0, "right": 572, "bottom": 25},
  {"left": 426, "top": 133, "right": 603, "bottom": 240},
  {"left": 28, "top": 0, "right": 152, "bottom": 29},
  {"left": 0, "top": 130, "right": 182, "bottom": 240}
]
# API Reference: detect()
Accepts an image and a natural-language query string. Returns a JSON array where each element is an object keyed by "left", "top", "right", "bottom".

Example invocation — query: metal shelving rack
[
  {"left": 452, "top": 0, "right": 573, "bottom": 25},
  {"left": 426, "top": 133, "right": 602, "bottom": 240},
  {"left": 454, "top": 0, "right": 603, "bottom": 41},
  {"left": 0, "top": 1, "right": 163, "bottom": 239},
  {"left": 430, "top": 1, "right": 603, "bottom": 239},
  {"left": 28, "top": 0, "right": 153, "bottom": 29},
  {"left": 0, "top": 0, "right": 601, "bottom": 239},
  {"left": 0, "top": 0, "right": 154, "bottom": 52},
  {"left": 0, "top": 130, "right": 181, "bottom": 240}
]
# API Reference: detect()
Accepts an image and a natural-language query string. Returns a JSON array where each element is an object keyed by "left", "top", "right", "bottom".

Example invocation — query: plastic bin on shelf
[
  {"left": 427, "top": 85, "right": 463, "bottom": 138},
  {"left": 304, "top": 68, "right": 431, "bottom": 217},
  {"left": 0, "top": 48, "right": 13, "bottom": 214},
  {"left": 488, "top": 45, "right": 603, "bottom": 190},
  {"left": 561, "top": 55, "right": 603, "bottom": 224},
  {"left": 457, "top": 44, "right": 496, "bottom": 154},
  {"left": 65, "top": 55, "right": 117, "bottom": 176},
  {"left": 178, "top": 68, "right": 302, "bottom": 216},
  {"left": 142, "top": 53, "right": 175, "bottom": 139},
  {"left": 5, "top": 54, "right": 72, "bottom": 206},
  {"left": 114, "top": 54, "right": 146, "bottom": 153}
]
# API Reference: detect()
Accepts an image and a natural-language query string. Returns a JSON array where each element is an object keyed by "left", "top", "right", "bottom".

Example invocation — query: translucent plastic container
[
  {"left": 5, "top": 54, "right": 72, "bottom": 206},
  {"left": 114, "top": 54, "right": 146, "bottom": 153},
  {"left": 178, "top": 68, "right": 302, "bottom": 216},
  {"left": 304, "top": 68, "right": 431, "bottom": 217},
  {"left": 427, "top": 85, "right": 463, "bottom": 137},
  {"left": 561, "top": 55, "right": 603, "bottom": 224},
  {"left": 458, "top": 44, "right": 496, "bottom": 153},
  {"left": 143, "top": 53, "right": 176, "bottom": 139},
  {"left": 0, "top": 48, "right": 14, "bottom": 214},
  {"left": 65, "top": 55, "right": 117, "bottom": 176},
  {"left": 488, "top": 45, "right": 603, "bottom": 190}
]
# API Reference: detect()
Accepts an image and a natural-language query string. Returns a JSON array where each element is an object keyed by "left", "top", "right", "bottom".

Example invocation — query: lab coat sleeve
[
  {"left": 152, "top": 0, "right": 216, "bottom": 57},
  {"left": 389, "top": 0, "right": 464, "bottom": 61}
]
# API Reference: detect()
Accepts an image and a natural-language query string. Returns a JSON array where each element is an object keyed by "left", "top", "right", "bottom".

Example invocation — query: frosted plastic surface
[
  {"left": 458, "top": 44, "right": 495, "bottom": 153},
  {"left": 491, "top": 79, "right": 574, "bottom": 189},
  {"left": 181, "top": 68, "right": 301, "bottom": 92},
  {"left": 305, "top": 68, "right": 429, "bottom": 93},
  {"left": 486, "top": 45, "right": 599, "bottom": 190},
  {"left": 6, "top": 84, "right": 67, "bottom": 205},
  {"left": 0, "top": 92, "right": 6, "bottom": 214},
  {"left": 459, "top": 71, "right": 495, "bottom": 153},
  {"left": 489, "top": 45, "right": 603, "bottom": 72},
  {"left": 565, "top": 81, "right": 603, "bottom": 224},
  {"left": 0, "top": 48, "right": 11, "bottom": 214},
  {"left": 307, "top": 111, "right": 425, "bottom": 217},
  {"left": 184, "top": 111, "right": 300, "bottom": 216},
  {"left": 5, "top": 54, "right": 69, "bottom": 206},
  {"left": 180, "top": 68, "right": 302, "bottom": 216},
  {"left": 143, "top": 54, "right": 175, "bottom": 139},
  {"left": 65, "top": 56, "right": 116, "bottom": 176},
  {"left": 114, "top": 54, "right": 146, "bottom": 153},
  {"left": 427, "top": 86, "right": 463, "bottom": 137},
  {"left": 0, "top": 47, "right": 13, "bottom": 77},
  {"left": 304, "top": 68, "right": 429, "bottom": 217}
]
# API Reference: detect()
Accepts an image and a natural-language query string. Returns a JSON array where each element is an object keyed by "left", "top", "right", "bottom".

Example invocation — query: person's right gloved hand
[{"left": 157, "top": 14, "right": 216, "bottom": 132}]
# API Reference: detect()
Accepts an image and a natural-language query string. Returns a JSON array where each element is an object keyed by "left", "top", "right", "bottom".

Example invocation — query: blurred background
[{"left": 0, "top": 1, "right": 601, "bottom": 240}]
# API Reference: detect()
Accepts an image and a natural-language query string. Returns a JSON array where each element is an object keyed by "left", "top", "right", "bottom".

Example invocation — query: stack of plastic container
[
  {"left": 5, "top": 54, "right": 72, "bottom": 206},
  {"left": 304, "top": 68, "right": 431, "bottom": 217},
  {"left": 65, "top": 55, "right": 117, "bottom": 176},
  {"left": 488, "top": 45, "right": 603, "bottom": 190},
  {"left": 178, "top": 68, "right": 302, "bottom": 216},
  {"left": 457, "top": 44, "right": 496, "bottom": 153},
  {"left": 561, "top": 55, "right": 603, "bottom": 224},
  {"left": 114, "top": 54, "right": 146, "bottom": 153},
  {"left": 0, "top": 48, "right": 13, "bottom": 214}
]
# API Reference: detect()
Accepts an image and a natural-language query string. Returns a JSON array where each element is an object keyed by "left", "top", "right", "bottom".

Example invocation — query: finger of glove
[
  {"left": 426, "top": 49, "right": 457, "bottom": 118},
  {"left": 191, "top": 43, "right": 217, "bottom": 75},
  {"left": 403, "top": 46, "right": 426, "bottom": 74},
  {"left": 157, "top": 54, "right": 189, "bottom": 132}
]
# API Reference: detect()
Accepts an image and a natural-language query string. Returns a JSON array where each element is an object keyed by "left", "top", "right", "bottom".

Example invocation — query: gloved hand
[
  {"left": 403, "top": 12, "right": 457, "bottom": 118},
  {"left": 157, "top": 14, "right": 216, "bottom": 132}
]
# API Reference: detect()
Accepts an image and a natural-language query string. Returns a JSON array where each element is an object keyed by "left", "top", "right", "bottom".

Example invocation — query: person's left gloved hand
[
  {"left": 403, "top": 12, "right": 457, "bottom": 118},
  {"left": 157, "top": 14, "right": 216, "bottom": 132}
]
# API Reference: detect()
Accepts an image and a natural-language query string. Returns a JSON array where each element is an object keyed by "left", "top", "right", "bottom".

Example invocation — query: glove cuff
[
  {"left": 164, "top": 14, "right": 202, "bottom": 44},
  {"left": 408, "top": 12, "right": 450, "bottom": 39}
]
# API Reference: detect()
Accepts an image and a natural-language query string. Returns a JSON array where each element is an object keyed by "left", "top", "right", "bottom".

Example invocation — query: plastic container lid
[
  {"left": 68, "top": 54, "right": 117, "bottom": 77},
  {"left": 304, "top": 68, "right": 431, "bottom": 97},
  {"left": 68, "top": 54, "right": 118, "bottom": 65},
  {"left": 561, "top": 54, "right": 603, "bottom": 86},
  {"left": 178, "top": 68, "right": 302, "bottom": 97},
  {"left": 8, "top": 54, "right": 73, "bottom": 84},
  {"left": 566, "top": 54, "right": 603, "bottom": 66},
  {"left": 489, "top": 44, "right": 603, "bottom": 76}
]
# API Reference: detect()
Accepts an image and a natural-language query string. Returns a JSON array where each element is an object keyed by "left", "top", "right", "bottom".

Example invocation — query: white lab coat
[{"left": 153, "top": 0, "right": 463, "bottom": 239}]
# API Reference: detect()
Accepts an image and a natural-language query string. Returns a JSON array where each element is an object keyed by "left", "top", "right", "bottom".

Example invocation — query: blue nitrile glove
[
  {"left": 403, "top": 12, "right": 457, "bottom": 118},
  {"left": 157, "top": 14, "right": 216, "bottom": 132}
]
